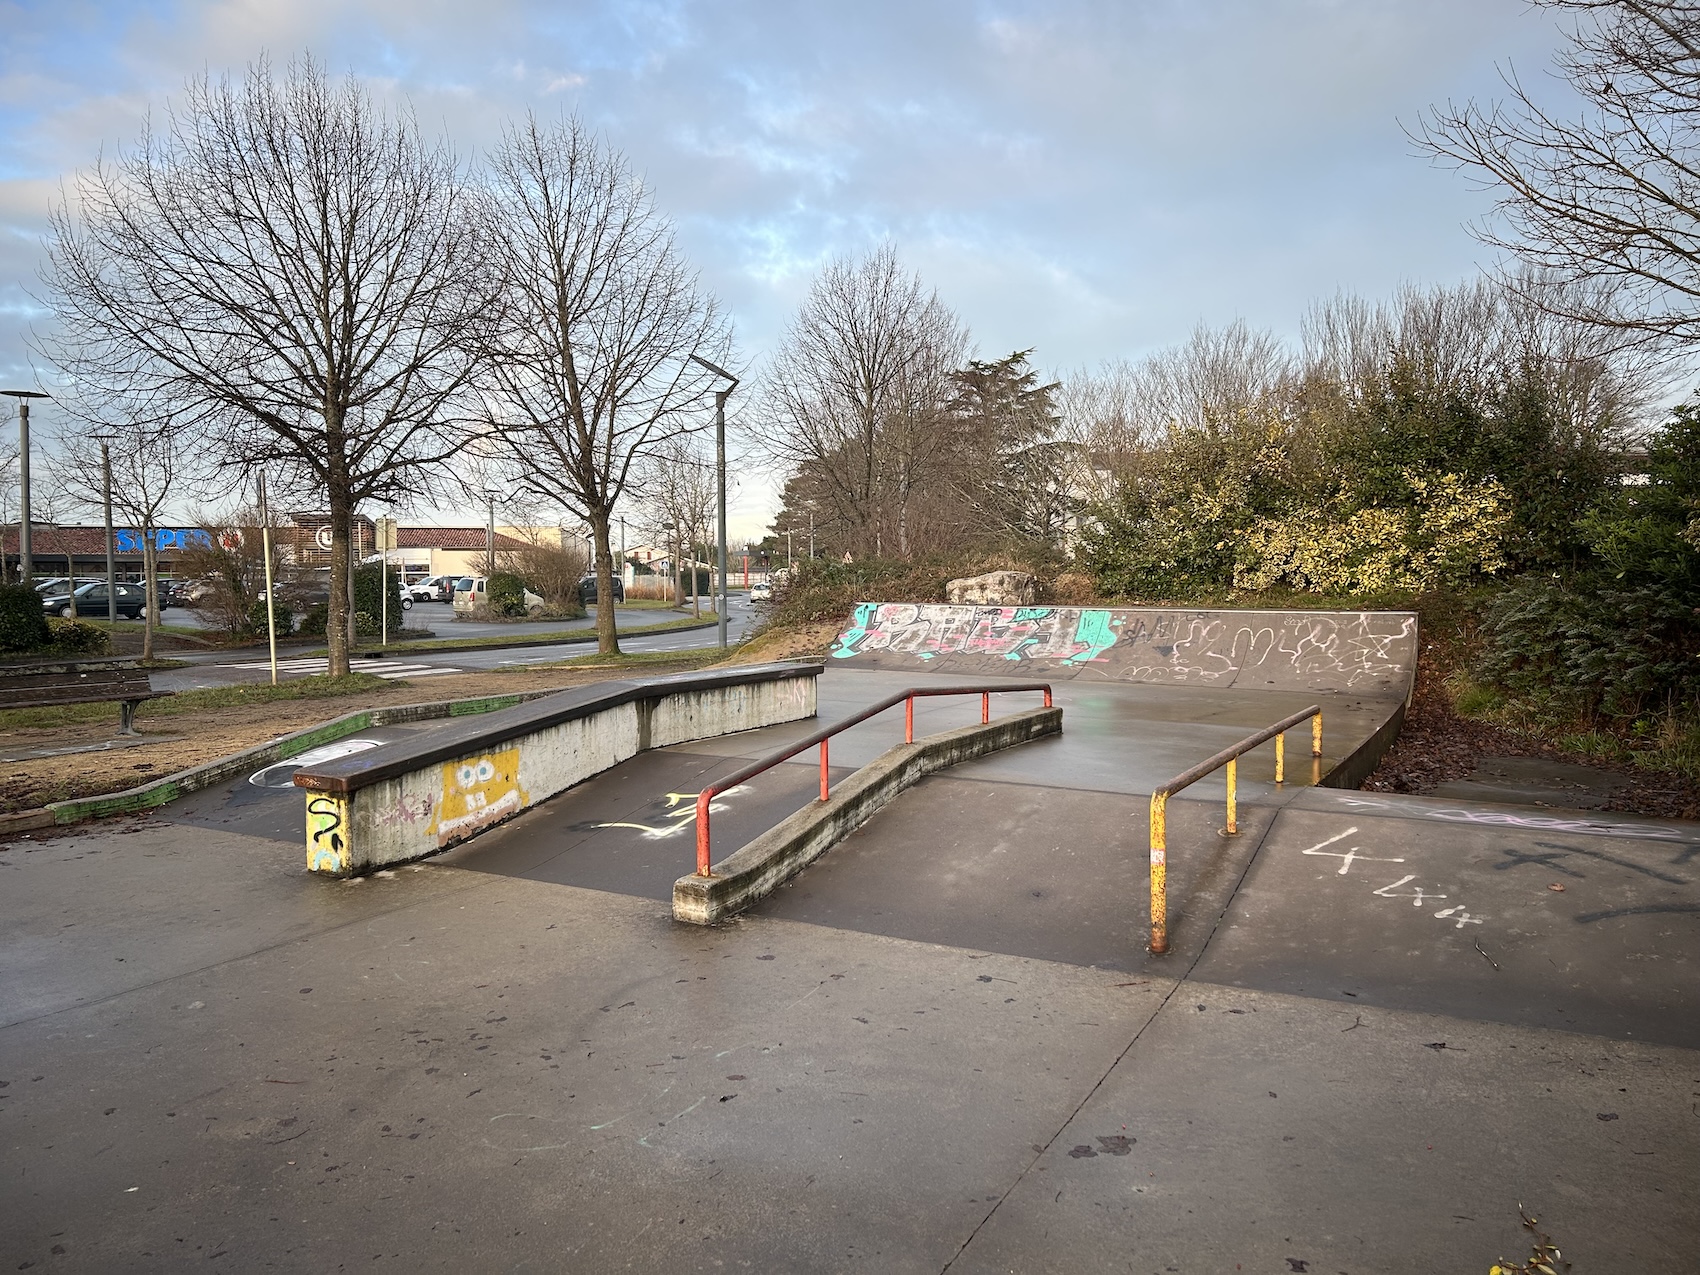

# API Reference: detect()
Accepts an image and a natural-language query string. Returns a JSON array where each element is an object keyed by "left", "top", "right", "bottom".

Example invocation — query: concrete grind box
[{"left": 294, "top": 665, "right": 821, "bottom": 876}]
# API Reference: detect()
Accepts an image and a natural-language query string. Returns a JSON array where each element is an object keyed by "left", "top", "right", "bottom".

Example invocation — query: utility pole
[
  {"left": 808, "top": 512, "right": 815, "bottom": 561},
  {"left": 259, "top": 471, "right": 278, "bottom": 685},
  {"left": 687, "top": 355, "right": 738, "bottom": 650},
  {"left": 92, "top": 432, "right": 117, "bottom": 623},
  {"left": 483, "top": 490, "right": 498, "bottom": 577},
  {"left": 1, "top": 390, "right": 48, "bottom": 583}
]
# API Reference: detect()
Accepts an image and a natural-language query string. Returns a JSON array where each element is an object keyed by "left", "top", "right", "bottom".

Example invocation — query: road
[{"left": 151, "top": 596, "right": 762, "bottom": 691}]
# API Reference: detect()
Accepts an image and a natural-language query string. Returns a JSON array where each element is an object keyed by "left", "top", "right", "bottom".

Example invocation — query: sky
[{"left": 0, "top": 0, "right": 1582, "bottom": 538}]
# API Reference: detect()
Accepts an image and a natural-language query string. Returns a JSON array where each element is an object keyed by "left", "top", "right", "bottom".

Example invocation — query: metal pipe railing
[
  {"left": 693, "top": 682, "right": 1054, "bottom": 876},
  {"left": 1147, "top": 704, "right": 1323, "bottom": 955}
]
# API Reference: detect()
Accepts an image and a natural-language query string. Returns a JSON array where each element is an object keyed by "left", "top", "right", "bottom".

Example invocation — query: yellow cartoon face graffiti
[{"left": 430, "top": 746, "right": 527, "bottom": 847}]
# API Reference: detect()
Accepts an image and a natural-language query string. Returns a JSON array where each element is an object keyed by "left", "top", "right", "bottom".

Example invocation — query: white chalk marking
[
  {"left": 1300, "top": 826, "right": 1404, "bottom": 875},
  {"left": 1372, "top": 875, "right": 1447, "bottom": 906}
]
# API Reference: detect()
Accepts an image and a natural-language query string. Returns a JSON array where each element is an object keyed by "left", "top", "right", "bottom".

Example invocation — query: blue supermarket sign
[{"left": 114, "top": 528, "right": 216, "bottom": 553}]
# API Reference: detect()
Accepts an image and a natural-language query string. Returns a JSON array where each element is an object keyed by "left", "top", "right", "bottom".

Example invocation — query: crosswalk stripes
[{"left": 221, "top": 656, "right": 462, "bottom": 681}]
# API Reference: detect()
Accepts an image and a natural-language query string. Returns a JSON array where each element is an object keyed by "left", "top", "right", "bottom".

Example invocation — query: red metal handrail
[{"left": 693, "top": 683, "right": 1054, "bottom": 876}]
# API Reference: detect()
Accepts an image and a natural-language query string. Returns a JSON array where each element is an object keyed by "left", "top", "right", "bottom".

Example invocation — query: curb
[
  {"left": 673, "top": 705, "right": 1063, "bottom": 924},
  {"left": 0, "top": 688, "right": 568, "bottom": 834}
]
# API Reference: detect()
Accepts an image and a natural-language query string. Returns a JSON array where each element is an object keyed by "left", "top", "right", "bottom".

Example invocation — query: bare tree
[
  {"left": 50, "top": 406, "right": 188, "bottom": 660},
  {"left": 757, "top": 246, "right": 969, "bottom": 558},
  {"left": 1415, "top": 1, "right": 1700, "bottom": 348},
  {"left": 476, "top": 113, "right": 730, "bottom": 655},
  {"left": 40, "top": 56, "right": 492, "bottom": 675},
  {"left": 638, "top": 435, "right": 717, "bottom": 613}
]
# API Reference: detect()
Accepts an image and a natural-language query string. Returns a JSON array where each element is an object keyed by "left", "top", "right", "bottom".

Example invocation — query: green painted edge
[{"left": 40, "top": 690, "right": 547, "bottom": 826}]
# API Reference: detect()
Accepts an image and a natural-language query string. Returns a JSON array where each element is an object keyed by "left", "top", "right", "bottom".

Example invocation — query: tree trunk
[
  {"left": 590, "top": 508, "right": 619, "bottom": 656},
  {"left": 140, "top": 535, "right": 157, "bottom": 662},
  {"left": 326, "top": 496, "right": 352, "bottom": 677},
  {"left": 673, "top": 531, "right": 685, "bottom": 608}
]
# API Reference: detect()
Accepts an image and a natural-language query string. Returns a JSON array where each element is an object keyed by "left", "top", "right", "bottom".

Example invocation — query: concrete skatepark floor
[{"left": 2, "top": 659, "right": 1696, "bottom": 1271}]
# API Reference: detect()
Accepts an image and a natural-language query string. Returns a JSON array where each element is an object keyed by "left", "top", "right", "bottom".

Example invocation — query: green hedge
[
  {"left": 0, "top": 583, "right": 50, "bottom": 652},
  {"left": 45, "top": 617, "right": 110, "bottom": 654}
]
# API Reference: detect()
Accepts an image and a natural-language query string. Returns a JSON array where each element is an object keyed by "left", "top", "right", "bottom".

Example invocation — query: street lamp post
[
  {"left": 92, "top": 431, "right": 118, "bottom": 623},
  {"left": 1, "top": 390, "right": 49, "bottom": 584},
  {"left": 687, "top": 355, "right": 738, "bottom": 650},
  {"left": 482, "top": 490, "right": 498, "bottom": 577}
]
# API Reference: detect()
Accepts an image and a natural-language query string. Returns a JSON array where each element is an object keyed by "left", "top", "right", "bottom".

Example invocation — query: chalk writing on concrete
[
  {"left": 1299, "top": 826, "right": 1405, "bottom": 875},
  {"left": 1371, "top": 874, "right": 1447, "bottom": 907},
  {"left": 591, "top": 786, "right": 750, "bottom": 840}
]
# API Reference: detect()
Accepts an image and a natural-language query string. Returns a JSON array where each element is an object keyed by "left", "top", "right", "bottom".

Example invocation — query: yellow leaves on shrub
[{"left": 1233, "top": 471, "right": 1511, "bottom": 594}]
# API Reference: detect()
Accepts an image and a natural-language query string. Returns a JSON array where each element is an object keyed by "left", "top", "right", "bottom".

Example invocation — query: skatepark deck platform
[{"left": 2, "top": 606, "right": 1695, "bottom": 1272}]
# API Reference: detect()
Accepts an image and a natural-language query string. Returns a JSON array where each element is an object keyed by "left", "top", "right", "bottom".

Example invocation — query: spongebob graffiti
[
  {"left": 429, "top": 746, "right": 529, "bottom": 848},
  {"left": 306, "top": 794, "right": 351, "bottom": 874}
]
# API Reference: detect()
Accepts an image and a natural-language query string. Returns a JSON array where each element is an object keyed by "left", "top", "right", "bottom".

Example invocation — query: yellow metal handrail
[{"left": 1148, "top": 705, "right": 1322, "bottom": 955}]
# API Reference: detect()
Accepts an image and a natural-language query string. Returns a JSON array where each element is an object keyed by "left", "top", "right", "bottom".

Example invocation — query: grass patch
[
  {"left": 0, "top": 673, "right": 393, "bottom": 730},
  {"left": 542, "top": 648, "right": 723, "bottom": 671}
]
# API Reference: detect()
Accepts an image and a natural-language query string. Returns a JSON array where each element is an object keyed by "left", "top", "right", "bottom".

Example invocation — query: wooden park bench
[{"left": 0, "top": 660, "right": 174, "bottom": 736}]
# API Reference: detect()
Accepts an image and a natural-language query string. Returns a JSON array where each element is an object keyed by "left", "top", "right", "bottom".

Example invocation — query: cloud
[{"left": 0, "top": 0, "right": 1579, "bottom": 528}]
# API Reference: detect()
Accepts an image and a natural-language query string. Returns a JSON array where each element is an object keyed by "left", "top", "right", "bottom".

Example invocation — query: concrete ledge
[
  {"left": 294, "top": 662, "right": 824, "bottom": 877},
  {"left": 1320, "top": 698, "right": 1408, "bottom": 791},
  {"left": 29, "top": 689, "right": 568, "bottom": 827},
  {"left": 672, "top": 704, "right": 1063, "bottom": 925}
]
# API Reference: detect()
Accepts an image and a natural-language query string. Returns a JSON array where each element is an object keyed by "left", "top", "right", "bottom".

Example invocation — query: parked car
[
  {"left": 749, "top": 580, "right": 773, "bottom": 602},
  {"left": 577, "top": 574, "right": 626, "bottom": 605},
  {"left": 410, "top": 575, "right": 453, "bottom": 603},
  {"left": 40, "top": 581, "right": 150, "bottom": 620},
  {"left": 452, "top": 576, "right": 546, "bottom": 616}
]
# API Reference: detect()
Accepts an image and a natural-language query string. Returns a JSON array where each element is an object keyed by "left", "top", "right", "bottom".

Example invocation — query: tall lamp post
[
  {"left": 91, "top": 431, "right": 118, "bottom": 623},
  {"left": 482, "top": 489, "right": 499, "bottom": 577},
  {"left": 1, "top": 390, "right": 49, "bottom": 584},
  {"left": 687, "top": 355, "right": 738, "bottom": 650}
]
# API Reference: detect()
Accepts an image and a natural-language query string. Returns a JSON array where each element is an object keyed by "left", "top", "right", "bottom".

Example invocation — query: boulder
[{"left": 945, "top": 571, "right": 1038, "bottom": 606}]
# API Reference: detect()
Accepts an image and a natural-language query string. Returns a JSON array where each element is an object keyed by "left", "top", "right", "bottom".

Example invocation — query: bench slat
[
  {"left": 0, "top": 670, "right": 154, "bottom": 692},
  {"left": 0, "top": 689, "right": 167, "bottom": 710}
]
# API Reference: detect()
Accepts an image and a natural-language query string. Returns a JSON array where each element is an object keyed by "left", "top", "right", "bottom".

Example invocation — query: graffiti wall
[
  {"left": 830, "top": 603, "right": 1417, "bottom": 695},
  {"left": 429, "top": 746, "right": 529, "bottom": 849}
]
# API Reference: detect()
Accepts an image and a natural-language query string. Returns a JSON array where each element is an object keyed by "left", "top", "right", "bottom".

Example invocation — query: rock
[{"left": 944, "top": 571, "right": 1038, "bottom": 606}]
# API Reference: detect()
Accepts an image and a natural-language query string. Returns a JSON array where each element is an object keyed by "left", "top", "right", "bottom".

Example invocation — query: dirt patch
[
  {"left": 1364, "top": 653, "right": 1700, "bottom": 822},
  {"left": 0, "top": 660, "right": 707, "bottom": 814},
  {"left": 721, "top": 621, "right": 839, "bottom": 666}
]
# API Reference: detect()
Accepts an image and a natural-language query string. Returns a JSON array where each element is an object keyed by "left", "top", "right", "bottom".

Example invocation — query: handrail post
[
  {"left": 1149, "top": 792, "right": 1169, "bottom": 954},
  {"left": 1274, "top": 731, "right": 1285, "bottom": 784},
  {"left": 981, "top": 691, "right": 989, "bottom": 724},
  {"left": 1311, "top": 712, "right": 1323, "bottom": 758},
  {"left": 1224, "top": 757, "right": 1238, "bottom": 835},
  {"left": 695, "top": 790, "right": 713, "bottom": 876},
  {"left": 905, "top": 695, "right": 913, "bottom": 743},
  {"left": 1043, "top": 688, "right": 1053, "bottom": 708},
  {"left": 819, "top": 739, "right": 830, "bottom": 802}
]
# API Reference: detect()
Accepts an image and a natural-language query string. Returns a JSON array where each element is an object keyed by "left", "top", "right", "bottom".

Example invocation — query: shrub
[
  {"left": 352, "top": 564, "right": 405, "bottom": 633},
  {"left": 0, "top": 583, "right": 50, "bottom": 653},
  {"left": 298, "top": 603, "right": 329, "bottom": 638},
  {"left": 246, "top": 597, "right": 295, "bottom": 637},
  {"left": 45, "top": 617, "right": 110, "bottom": 654},
  {"left": 487, "top": 572, "right": 529, "bottom": 618}
]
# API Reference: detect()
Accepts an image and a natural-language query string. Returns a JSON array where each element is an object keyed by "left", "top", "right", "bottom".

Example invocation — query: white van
[{"left": 452, "top": 576, "right": 546, "bottom": 616}]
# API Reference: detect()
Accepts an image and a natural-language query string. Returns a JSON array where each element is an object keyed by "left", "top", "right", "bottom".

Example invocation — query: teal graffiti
[
  {"left": 1064, "top": 610, "right": 1121, "bottom": 664},
  {"left": 830, "top": 602, "right": 881, "bottom": 658}
]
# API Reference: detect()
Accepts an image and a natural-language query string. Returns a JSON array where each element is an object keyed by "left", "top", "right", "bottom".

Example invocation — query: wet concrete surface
[
  {"left": 1, "top": 664, "right": 1695, "bottom": 1270},
  {"left": 1193, "top": 787, "right": 1700, "bottom": 1049}
]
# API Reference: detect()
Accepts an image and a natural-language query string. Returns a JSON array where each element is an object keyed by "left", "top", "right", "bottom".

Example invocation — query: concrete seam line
[
  {"left": 938, "top": 799, "right": 1289, "bottom": 1275},
  {"left": 38, "top": 689, "right": 564, "bottom": 826},
  {"left": 673, "top": 707, "right": 1062, "bottom": 924}
]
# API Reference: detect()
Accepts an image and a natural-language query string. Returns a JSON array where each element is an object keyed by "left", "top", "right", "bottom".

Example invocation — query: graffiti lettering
[
  {"left": 306, "top": 795, "right": 349, "bottom": 874},
  {"left": 831, "top": 603, "right": 1414, "bottom": 688}
]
